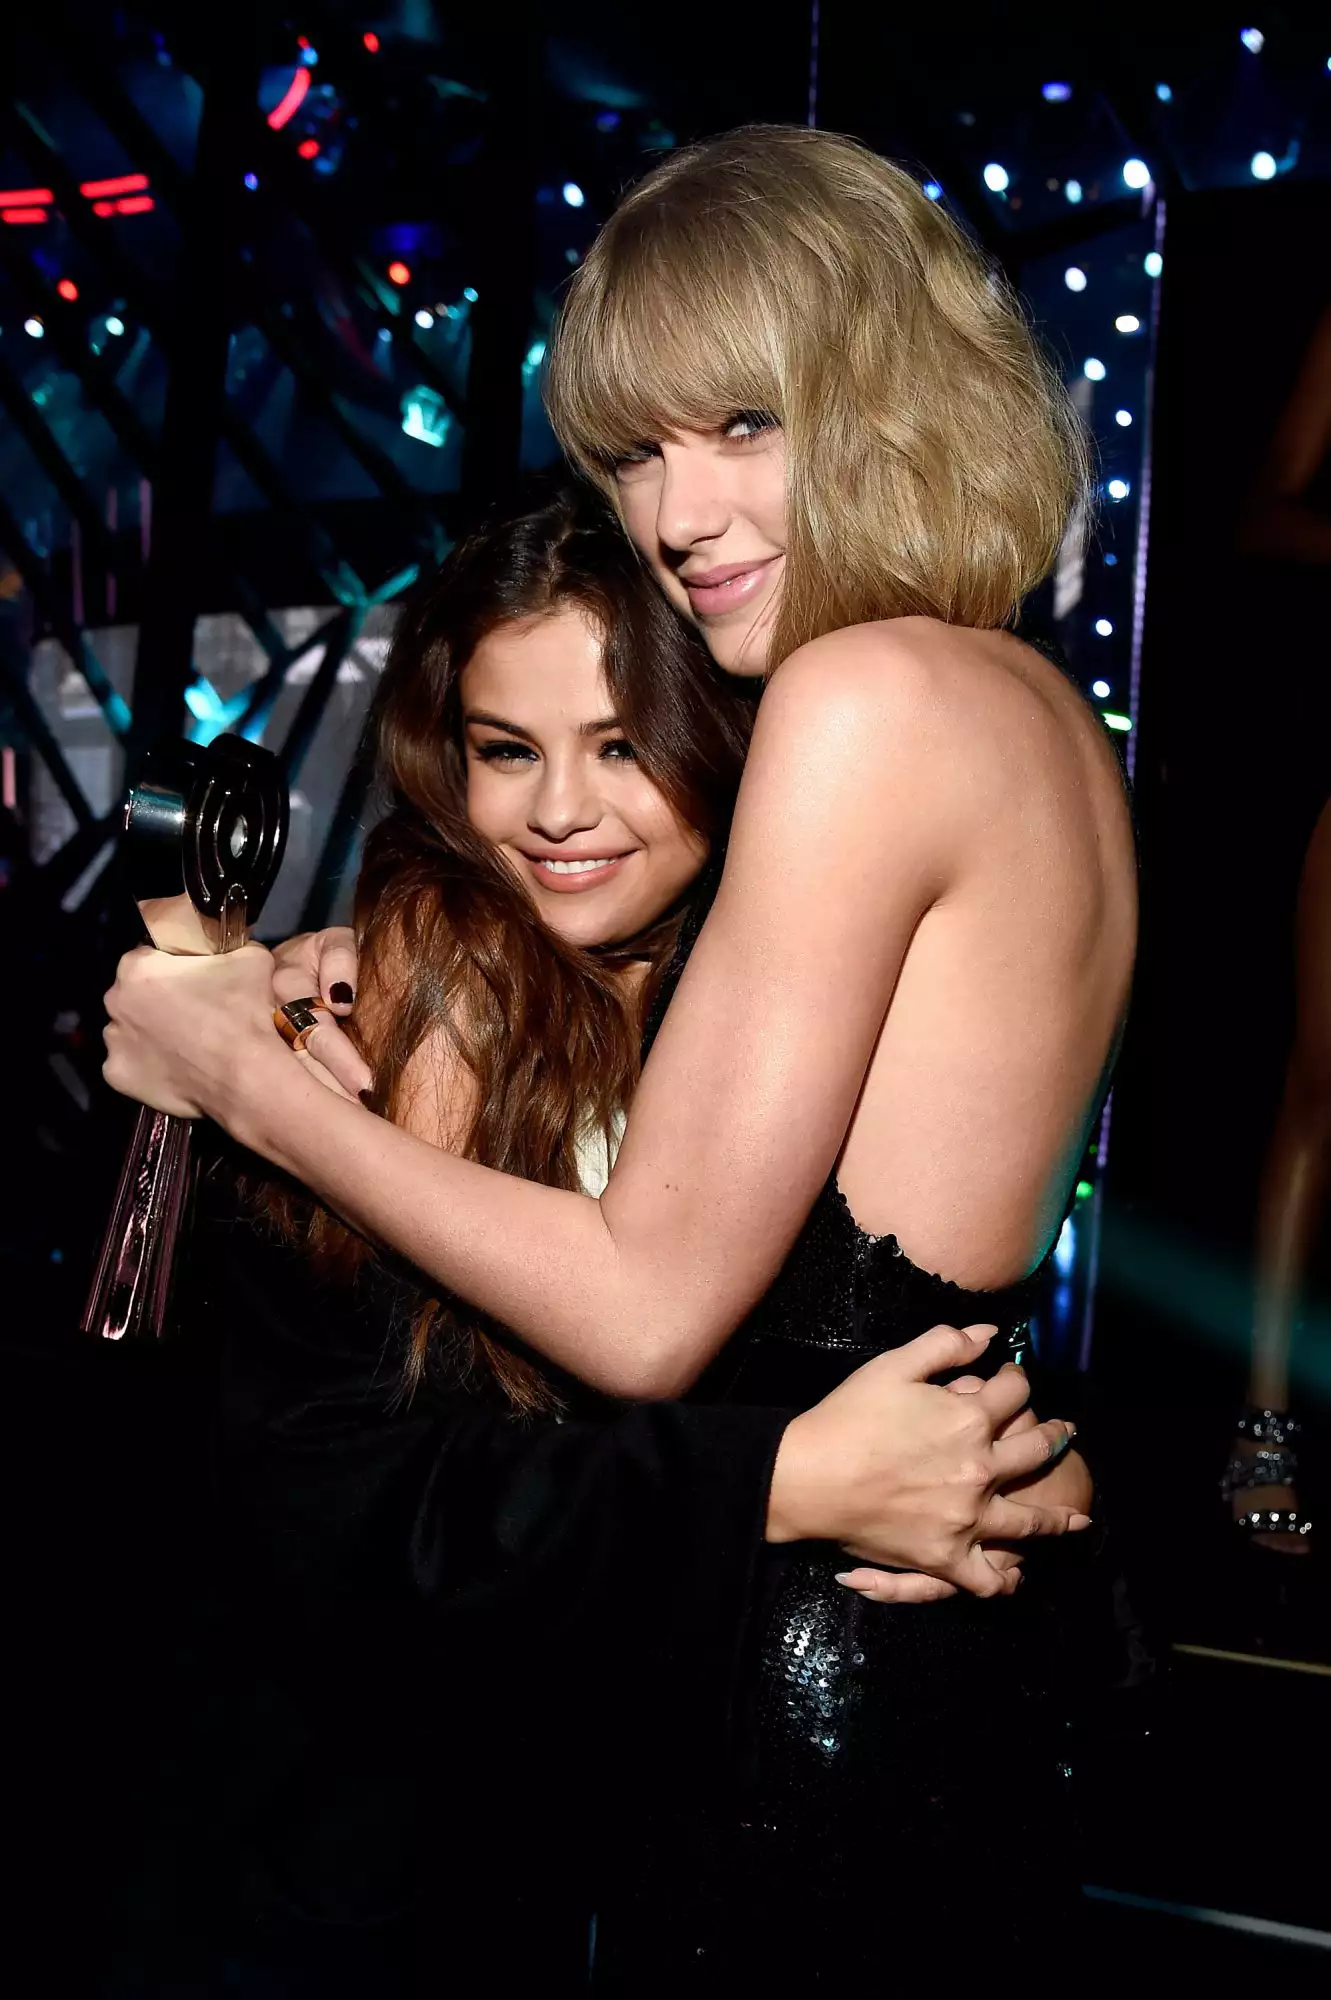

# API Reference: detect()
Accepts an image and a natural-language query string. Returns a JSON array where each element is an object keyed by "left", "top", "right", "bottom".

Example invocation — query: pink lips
[
  {"left": 521, "top": 852, "right": 632, "bottom": 894},
  {"left": 680, "top": 555, "right": 780, "bottom": 617}
]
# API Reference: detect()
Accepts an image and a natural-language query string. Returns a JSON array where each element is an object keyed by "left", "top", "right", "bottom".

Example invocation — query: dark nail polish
[{"left": 330, "top": 982, "right": 355, "bottom": 1006}]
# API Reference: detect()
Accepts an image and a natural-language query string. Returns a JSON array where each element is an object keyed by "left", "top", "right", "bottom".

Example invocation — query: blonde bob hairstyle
[{"left": 545, "top": 124, "right": 1091, "bottom": 660}]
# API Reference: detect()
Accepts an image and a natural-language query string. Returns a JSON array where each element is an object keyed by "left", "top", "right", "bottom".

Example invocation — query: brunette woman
[{"left": 102, "top": 129, "right": 1123, "bottom": 1986}]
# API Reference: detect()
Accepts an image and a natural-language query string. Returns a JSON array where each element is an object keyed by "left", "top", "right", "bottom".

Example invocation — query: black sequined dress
[{"left": 593, "top": 867, "right": 1076, "bottom": 1991}]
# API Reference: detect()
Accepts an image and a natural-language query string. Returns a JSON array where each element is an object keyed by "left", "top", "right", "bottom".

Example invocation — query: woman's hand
[
  {"left": 767, "top": 1325, "right": 1089, "bottom": 1602},
  {"left": 832, "top": 1379, "right": 1094, "bottom": 1602},
  {"left": 994, "top": 1406, "right": 1094, "bottom": 1515},
  {"left": 940, "top": 1382, "right": 1094, "bottom": 1515},
  {"left": 270, "top": 928, "right": 372, "bottom": 1100},
  {"left": 103, "top": 943, "right": 295, "bottom": 1123}
]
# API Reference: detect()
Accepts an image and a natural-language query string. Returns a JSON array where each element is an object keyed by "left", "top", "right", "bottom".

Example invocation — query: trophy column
[{"left": 84, "top": 735, "right": 288, "bottom": 1341}]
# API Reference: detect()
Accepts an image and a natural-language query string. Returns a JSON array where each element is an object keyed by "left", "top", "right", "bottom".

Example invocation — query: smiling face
[
  {"left": 462, "top": 604, "right": 708, "bottom": 949},
  {"left": 612, "top": 413, "right": 787, "bottom": 678}
]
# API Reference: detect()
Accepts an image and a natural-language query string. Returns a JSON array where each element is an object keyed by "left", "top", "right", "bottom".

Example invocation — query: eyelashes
[
  {"left": 472, "top": 738, "right": 638, "bottom": 765},
  {"left": 726, "top": 408, "right": 780, "bottom": 440},
  {"left": 611, "top": 409, "right": 782, "bottom": 471}
]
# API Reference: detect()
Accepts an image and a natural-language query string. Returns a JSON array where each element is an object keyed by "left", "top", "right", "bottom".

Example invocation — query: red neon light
[
  {"left": 297, "top": 138, "right": 320, "bottom": 160},
  {"left": 113, "top": 195, "right": 154, "bottom": 216},
  {"left": 57, "top": 277, "right": 79, "bottom": 300},
  {"left": 363, "top": 31, "right": 380, "bottom": 52},
  {"left": 92, "top": 199, "right": 115, "bottom": 216},
  {"left": 0, "top": 186, "right": 53, "bottom": 205},
  {"left": 387, "top": 259, "right": 410, "bottom": 286},
  {"left": 79, "top": 172, "right": 149, "bottom": 199},
  {"left": 297, "top": 34, "right": 310, "bottom": 49},
  {"left": 2, "top": 206, "right": 49, "bottom": 224},
  {"left": 267, "top": 66, "right": 310, "bottom": 131}
]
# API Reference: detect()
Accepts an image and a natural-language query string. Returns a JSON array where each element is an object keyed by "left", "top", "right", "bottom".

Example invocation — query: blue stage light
[
  {"left": 185, "top": 677, "right": 250, "bottom": 743},
  {"left": 1064, "top": 267, "right": 1088, "bottom": 292},
  {"left": 24, "top": 317, "right": 43, "bottom": 338},
  {"left": 1042, "top": 83, "right": 1072, "bottom": 103},
  {"left": 1115, "top": 314, "right": 1142, "bottom": 334},
  {"left": 1095, "top": 618, "right": 1114, "bottom": 637},
  {"left": 463, "top": 286, "right": 478, "bottom": 303},
  {"left": 1092, "top": 679, "right": 1111, "bottom": 698},
  {"left": 1103, "top": 552, "right": 1118, "bottom": 567},
  {"left": 1250, "top": 151, "right": 1277, "bottom": 181},
  {"left": 105, "top": 315, "right": 125, "bottom": 336},
  {"left": 562, "top": 181, "right": 585, "bottom": 208},
  {"left": 1107, "top": 479, "right": 1131, "bottom": 501},
  {"left": 1115, "top": 409, "right": 1132, "bottom": 427},
  {"left": 1065, "top": 179, "right": 1083, "bottom": 204},
  {"left": 244, "top": 172, "right": 259, "bottom": 191},
  {"left": 922, "top": 180, "right": 942, "bottom": 201},
  {"left": 1240, "top": 28, "right": 1264, "bottom": 54},
  {"left": 596, "top": 111, "right": 620, "bottom": 132},
  {"left": 401, "top": 386, "right": 451, "bottom": 448},
  {"left": 1083, "top": 357, "right": 1106, "bottom": 381},
  {"left": 1122, "top": 158, "right": 1152, "bottom": 191},
  {"left": 1144, "top": 250, "right": 1163, "bottom": 278},
  {"left": 1155, "top": 82, "right": 1173, "bottom": 102},
  {"left": 982, "top": 163, "right": 1009, "bottom": 193},
  {"left": 415, "top": 309, "right": 433, "bottom": 329}
]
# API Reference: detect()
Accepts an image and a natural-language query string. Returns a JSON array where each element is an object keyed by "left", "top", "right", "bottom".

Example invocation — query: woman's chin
[
  {"left": 536, "top": 899, "right": 627, "bottom": 951},
  {"left": 694, "top": 615, "right": 775, "bottom": 680}
]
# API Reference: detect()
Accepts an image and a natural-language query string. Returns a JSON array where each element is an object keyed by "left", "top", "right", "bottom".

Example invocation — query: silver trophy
[{"left": 83, "top": 734, "right": 288, "bottom": 1341}]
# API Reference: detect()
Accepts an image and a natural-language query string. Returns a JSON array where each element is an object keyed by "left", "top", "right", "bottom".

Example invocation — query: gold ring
[{"left": 273, "top": 997, "right": 330, "bottom": 1054}]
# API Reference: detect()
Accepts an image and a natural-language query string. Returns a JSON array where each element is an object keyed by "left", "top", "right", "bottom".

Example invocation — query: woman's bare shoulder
[{"left": 761, "top": 618, "right": 1060, "bottom": 750}]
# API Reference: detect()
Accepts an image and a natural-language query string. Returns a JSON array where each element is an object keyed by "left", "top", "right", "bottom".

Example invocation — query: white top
[{"left": 573, "top": 1109, "right": 626, "bottom": 1199}]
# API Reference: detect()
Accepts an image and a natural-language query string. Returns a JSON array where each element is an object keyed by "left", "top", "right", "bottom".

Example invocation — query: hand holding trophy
[{"left": 83, "top": 735, "right": 288, "bottom": 1341}]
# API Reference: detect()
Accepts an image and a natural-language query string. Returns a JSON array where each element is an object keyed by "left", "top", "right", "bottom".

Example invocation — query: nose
[
  {"left": 527, "top": 751, "right": 603, "bottom": 843},
  {"left": 655, "top": 442, "right": 732, "bottom": 554}
]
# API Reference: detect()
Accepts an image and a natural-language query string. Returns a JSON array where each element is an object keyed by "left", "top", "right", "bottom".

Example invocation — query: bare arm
[
  {"left": 1241, "top": 305, "right": 1331, "bottom": 566},
  {"left": 1251, "top": 799, "right": 1331, "bottom": 1406},
  {"left": 108, "top": 626, "right": 973, "bottom": 1398}
]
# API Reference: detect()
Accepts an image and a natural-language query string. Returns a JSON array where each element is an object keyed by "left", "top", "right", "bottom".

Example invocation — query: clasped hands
[{"left": 101, "top": 932, "right": 1093, "bottom": 1602}]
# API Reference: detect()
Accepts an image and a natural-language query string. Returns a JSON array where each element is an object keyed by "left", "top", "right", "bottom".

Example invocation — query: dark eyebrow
[
  {"left": 464, "top": 710, "right": 535, "bottom": 741},
  {"left": 464, "top": 710, "right": 623, "bottom": 740}
]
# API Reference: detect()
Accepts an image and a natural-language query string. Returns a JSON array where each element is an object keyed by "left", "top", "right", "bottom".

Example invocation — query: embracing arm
[{"left": 212, "top": 629, "right": 962, "bottom": 1396}]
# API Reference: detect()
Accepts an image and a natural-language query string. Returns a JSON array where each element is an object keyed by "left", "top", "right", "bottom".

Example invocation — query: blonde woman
[{"left": 105, "top": 128, "right": 1134, "bottom": 1980}]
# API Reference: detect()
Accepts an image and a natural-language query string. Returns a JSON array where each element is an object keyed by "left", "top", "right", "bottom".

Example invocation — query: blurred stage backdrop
[{"left": 4, "top": 4, "right": 1331, "bottom": 1972}]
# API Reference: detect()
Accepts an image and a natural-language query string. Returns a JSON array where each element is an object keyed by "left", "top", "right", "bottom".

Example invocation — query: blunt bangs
[{"left": 546, "top": 212, "right": 784, "bottom": 475}]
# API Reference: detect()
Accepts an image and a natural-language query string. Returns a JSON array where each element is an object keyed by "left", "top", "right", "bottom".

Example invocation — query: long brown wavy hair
[{"left": 264, "top": 482, "right": 753, "bottom": 1412}]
